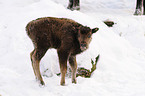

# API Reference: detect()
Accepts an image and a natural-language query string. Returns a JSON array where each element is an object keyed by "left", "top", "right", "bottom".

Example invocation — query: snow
[{"left": 0, "top": 0, "right": 145, "bottom": 96}]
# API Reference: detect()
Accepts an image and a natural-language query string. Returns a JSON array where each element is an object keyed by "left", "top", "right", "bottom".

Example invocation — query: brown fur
[{"left": 26, "top": 17, "right": 99, "bottom": 85}]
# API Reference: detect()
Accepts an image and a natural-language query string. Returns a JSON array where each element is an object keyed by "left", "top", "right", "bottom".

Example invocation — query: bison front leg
[
  {"left": 69, "top": 55, "right": 77, "bottom": 84},
  {"left": 57, "top": 50, "right": 69, "bottom": 86}
]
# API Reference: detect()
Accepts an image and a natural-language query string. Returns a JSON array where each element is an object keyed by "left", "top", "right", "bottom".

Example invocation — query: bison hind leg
[{"left": 30, "top": 48, "right": 48, "bottom": 85}]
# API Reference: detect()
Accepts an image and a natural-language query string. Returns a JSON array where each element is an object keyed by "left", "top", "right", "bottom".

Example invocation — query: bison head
[{"left": 78, "top": 26, "right": 99, "bottom": 51}]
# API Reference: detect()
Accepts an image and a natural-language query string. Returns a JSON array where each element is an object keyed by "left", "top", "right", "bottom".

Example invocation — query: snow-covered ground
[{"left": 0, "top": 0, "right": 145, "bottom": 96}]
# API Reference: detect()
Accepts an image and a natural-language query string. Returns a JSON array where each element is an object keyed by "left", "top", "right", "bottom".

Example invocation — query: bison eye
[{"left": 88, "top": 35, "right": 91, "bottom": 38}]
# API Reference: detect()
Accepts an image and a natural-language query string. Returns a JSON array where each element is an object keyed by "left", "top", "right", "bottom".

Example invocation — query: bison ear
[{"left": 92, "top": 27, "right": 99, "bottom": 34}]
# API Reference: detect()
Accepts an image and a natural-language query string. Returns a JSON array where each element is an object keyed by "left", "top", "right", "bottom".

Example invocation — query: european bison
[
  {"left": 67, "top": 0, "right": 80, "bottom": 10},
  {"left": 26, "top": 17, "right": 99, "bottom": 85},
  {"left": 134, "top": 0, "right": 145, "bottom": 15}
]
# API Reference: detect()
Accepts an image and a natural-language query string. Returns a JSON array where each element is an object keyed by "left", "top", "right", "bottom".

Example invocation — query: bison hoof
[
  {"left": 60, "top": 83, "right": 65, "bottom": 86},
  {"left": 68, "top": 6, "right": 80, "bottom": 11},
  {"left": 72, "top": 79, "right": 77, "bottom": 84},
  {"left": 134, "top": 9, "right": 142, "bottom": 15},
  {"left": 40, "top": 81, "right": 45, "bottom": 85},
  {"left": 60, "top": 81, "right": 65, "bottom": 86},
  {"left": 38, "top": 80, "right": 45, "bottom": 86},
  {"left": 36, "top": 78, "right": 45, "bottom": 86}
]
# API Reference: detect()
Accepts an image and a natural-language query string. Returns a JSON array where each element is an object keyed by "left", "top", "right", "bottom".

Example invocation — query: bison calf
[{"left": 26, "top": 17, "right": 99, "bottom": 86}]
